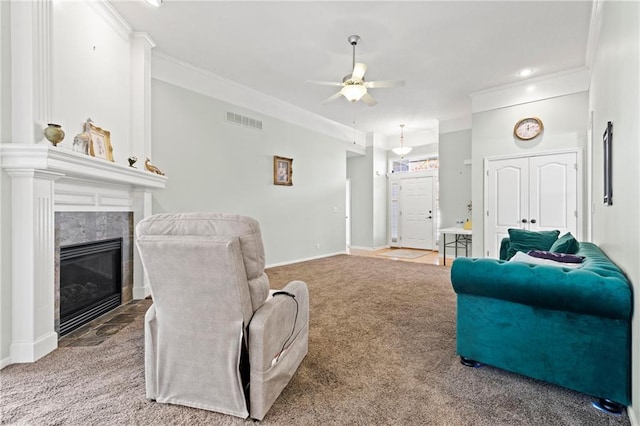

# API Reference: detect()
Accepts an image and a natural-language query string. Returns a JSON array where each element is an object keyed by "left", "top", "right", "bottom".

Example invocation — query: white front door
[{"left": 401, "top": 177, "right": 434, "bottom": 249}]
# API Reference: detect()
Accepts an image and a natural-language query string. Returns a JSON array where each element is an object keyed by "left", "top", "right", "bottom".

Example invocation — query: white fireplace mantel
[
  {"left": 1, "top": 144, "right": 166, "bottom": 189},
  {"left": 1, "top": 143, "right": 167, "bottom": 365}
]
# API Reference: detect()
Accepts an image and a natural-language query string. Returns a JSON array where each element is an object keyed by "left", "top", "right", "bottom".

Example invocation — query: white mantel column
[
  {"left": 130, "top": 32, "right": 156, "bottom": 299},
  {"left": 10, "top": 0, "right": 52, "bottom": 144},
  {"left": 7, "top": 169, "right": 61, "bottom": 362},
  {"left": 130, "top": 32, "right": 155, "bottom": 160}
]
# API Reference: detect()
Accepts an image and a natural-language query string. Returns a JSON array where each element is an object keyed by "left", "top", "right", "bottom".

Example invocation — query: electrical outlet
[{"left": 316, "top": 243, "right": 321, "bottom": 249}]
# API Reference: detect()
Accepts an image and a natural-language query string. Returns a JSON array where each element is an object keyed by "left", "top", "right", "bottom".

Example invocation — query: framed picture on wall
[
  {"left": 86, "top": 122, "right": 114, "bottom": 162},
  {"left": 603, "top": 121, "right": 613, "bottom": 205},
  {"left": 274, "top": 156, "right": 293, "bottom": 186}
]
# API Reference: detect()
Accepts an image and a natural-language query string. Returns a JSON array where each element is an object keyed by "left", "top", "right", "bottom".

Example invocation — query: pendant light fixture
[{"left": 392, "top": 124, "right": 412, "bottom": 158}]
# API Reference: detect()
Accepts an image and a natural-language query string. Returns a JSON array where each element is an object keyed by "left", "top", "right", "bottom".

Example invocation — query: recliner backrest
[{"left": 136, "top": 213, "right": 271, "bottom": 313}]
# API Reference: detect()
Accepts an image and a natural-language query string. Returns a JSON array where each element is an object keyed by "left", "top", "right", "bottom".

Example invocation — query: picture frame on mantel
[
  {"left": 274, "top": 156, "right": 293, "bottom": 186},
  {"left": 603, "top": 121, "right": 613, "bottom": 205},
  {"left": 87, "top": 122, "right": 114, "bottom": 162}
]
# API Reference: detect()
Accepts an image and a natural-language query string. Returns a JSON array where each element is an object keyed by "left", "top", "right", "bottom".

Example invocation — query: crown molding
[
  {"left": 470, "top": 67, "right": 590, "bottom": 114},
  {"left": 150, "top": 51, "right": 367, "bottom": 147},
  {"left": 585, "top": 0, "right": 604, "bottom": 69},
  {"left": 87, "top": 0, "right": 132, "bottom": 41}
]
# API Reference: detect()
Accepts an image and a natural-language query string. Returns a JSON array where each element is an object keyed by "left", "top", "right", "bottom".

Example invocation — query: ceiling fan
[{"left": 307, "top": 35, "right": 405, "bottom": 106}]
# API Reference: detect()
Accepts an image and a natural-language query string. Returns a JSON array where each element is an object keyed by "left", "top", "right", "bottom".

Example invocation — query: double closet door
[{"left": 485, "top": 151, "right": 579, "bottom": 258}]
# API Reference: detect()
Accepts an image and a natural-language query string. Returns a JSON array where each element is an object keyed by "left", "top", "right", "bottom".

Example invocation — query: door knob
[
  {"left": 530, "top": 219, "right": 537, "bottom": 224},
  {"left": 521, "top": 219, "right": 528, "bottom": 223}
]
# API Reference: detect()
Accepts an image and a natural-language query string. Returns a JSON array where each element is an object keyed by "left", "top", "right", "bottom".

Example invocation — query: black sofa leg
[
  {"left": 592, "top": 398, "right": 624, "bottom": 415},
  {"left": 459, "top": 356, "right": 481, "bottom": 368}
]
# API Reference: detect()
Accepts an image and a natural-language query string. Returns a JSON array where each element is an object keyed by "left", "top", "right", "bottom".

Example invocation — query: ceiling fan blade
[
  {"left": 361, "top": 92, "right": 377, "bottom": 107},
  {"left": 306, "top": 80, "right": 343, "bottom": 87},
  {"left": 365, "top": 80, "right": 406, "bottom": 89},
  {"left": 321, "top": 91, "right": 344, "bottom": 104},
  {"left": 351, "top": 63, "right": 367, "bottom": 81}
]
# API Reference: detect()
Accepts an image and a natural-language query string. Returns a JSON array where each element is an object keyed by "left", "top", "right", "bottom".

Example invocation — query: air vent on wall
[{"left": 226, "top": 111, "right": 263, "bottom": 130}]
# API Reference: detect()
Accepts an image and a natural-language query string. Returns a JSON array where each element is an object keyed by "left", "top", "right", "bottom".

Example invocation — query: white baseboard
[
  {"left": 10, "top": 331, "right": 58, "bottom": 363},
  {"left": 348, "top": 245, "right": 375, "bottom": 251},
  {"left": 0, "top": 355, "right": 12, "bottom": 370},
  {"left": 628, "top": 406, "right": 637, "bottom": 426},
  {"left": 133, "top": 285, "right": 151, "bottom": 300},
  {"left": 349, "top": 245, "right": 390, "bottom": 251},
  {"left": 266, "top": 251, "right": 346, "bottom": 268}
]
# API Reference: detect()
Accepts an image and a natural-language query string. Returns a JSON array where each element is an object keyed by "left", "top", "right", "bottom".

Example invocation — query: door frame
[
  {"left": 483, "top": 148, "right": 583, "bottom": 257},
  {"left": 346, "top": 178, "right": 351, "bottom": 249}
]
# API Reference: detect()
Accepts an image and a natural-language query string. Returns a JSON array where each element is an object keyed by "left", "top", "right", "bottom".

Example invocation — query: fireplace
[{"left": 59, "top": 238, "right": 123, "bottom": 336}]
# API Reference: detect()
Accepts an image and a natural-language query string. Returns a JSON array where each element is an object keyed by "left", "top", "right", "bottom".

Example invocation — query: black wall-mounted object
[{"left": 603, "top": 121, "right": 613, "bottom": 206}]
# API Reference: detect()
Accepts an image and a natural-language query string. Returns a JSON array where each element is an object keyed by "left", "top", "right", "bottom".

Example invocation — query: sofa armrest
[
  {"left": 451, "top": 257, "right": 631, "bottom": 320},
  {"left": 499, "top": 238, "right": 510, "bottom": 260}
]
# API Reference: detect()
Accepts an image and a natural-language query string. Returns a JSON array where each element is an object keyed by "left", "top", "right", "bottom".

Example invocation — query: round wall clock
[{"left": 514, "top": 117, "right": 544, "bottom": 140}]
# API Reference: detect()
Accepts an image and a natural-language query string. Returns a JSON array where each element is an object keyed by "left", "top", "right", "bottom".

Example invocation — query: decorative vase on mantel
[{"left": 44, "top": 123, "right": 65, "bottom": 146}]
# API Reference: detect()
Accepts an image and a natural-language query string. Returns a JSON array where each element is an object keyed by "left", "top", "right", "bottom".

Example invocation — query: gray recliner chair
[{"left": 135, "top": 212, "right": 309, "bottom": 420}]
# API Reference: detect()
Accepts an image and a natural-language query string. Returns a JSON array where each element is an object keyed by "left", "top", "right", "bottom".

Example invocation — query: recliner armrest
[{"left": 248, "top": 280, "right": 309, "bottom": 372}]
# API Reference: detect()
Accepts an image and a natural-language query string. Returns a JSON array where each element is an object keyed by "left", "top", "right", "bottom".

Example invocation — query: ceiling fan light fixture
[
  {"left": 392, "top": 124, "right": 412, "bottom": 158},
  {"left": 341, "top": 84, "right": 367, "bottom": 102}
]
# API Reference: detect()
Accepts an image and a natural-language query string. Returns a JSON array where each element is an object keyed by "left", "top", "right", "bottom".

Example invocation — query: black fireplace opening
[{"left": 59, "top": 238, "right": 122, "bottom": 336}]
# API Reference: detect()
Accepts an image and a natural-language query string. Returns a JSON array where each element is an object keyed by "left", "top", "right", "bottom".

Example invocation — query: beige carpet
[{"left": 0, "top": 255, "right": 630, "bottom": 425}]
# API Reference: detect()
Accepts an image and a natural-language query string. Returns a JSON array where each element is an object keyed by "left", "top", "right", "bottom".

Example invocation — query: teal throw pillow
[
  {"left": 506, "top": 228, "right": 560, "bottom": 260},
  {"left": 550, "top": 232, "right": 580, "bottom": 254}
]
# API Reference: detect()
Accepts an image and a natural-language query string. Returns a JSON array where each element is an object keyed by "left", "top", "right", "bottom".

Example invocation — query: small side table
[{"left": 440, "top": 227, "right": 473, "bottom": 266}]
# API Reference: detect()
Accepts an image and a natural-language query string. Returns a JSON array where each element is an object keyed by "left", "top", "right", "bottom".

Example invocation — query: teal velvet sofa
[{"left": 451, "top": 241, "right": 632, "bottom": 410}]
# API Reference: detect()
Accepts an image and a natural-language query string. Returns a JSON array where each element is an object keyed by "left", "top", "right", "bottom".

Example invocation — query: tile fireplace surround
[{"left": 1, "top": 144, "right": 167, "bottom": 366}]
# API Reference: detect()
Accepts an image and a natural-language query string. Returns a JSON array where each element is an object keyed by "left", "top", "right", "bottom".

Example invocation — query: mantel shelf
[{"left": 0, "top": 144, "right": 167, "bottom": 189}]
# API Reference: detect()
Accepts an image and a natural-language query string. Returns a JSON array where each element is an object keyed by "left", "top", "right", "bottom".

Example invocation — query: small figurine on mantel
[
  {"left": 145, "top": 158, "right": 165, "bottom": 175},
  {"left": 128, "top": 156, "right": 138, "bottom": 168}
]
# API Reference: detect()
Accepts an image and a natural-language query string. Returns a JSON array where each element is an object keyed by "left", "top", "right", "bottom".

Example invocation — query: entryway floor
[{"left": 348, "top": 247, "right": 454, "bottom": 266}]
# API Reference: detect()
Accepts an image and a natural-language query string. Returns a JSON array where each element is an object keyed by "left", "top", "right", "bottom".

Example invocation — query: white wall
[
  {"left": 471, "top": 91, "right": 589, "bottom": 256},
  {"left": 0, "top": 1, "right": 9, "bottom": 142},
  {"left": 346, "top": 137, "right": 389, "bottom": 250},
  {"left": 438, "top": 129, "right": 472, "bottom": 232},
  {"left": 589, "top": 1, "right": 640, "bottom": 421},
  {"left": 0, "top": 0, "right": 9, "bottom": 366},
  {"left": 150, "top": 79, "right": 347, "bottom": 265},
  {"left": 51, "top": 1, "right": 132, "bottom": 161},
  {"left": 347, "top": 149, "right": 374, "bottom": 249},
  {"left": 372, "top": 144, "right": 388, "bottom": 248}
]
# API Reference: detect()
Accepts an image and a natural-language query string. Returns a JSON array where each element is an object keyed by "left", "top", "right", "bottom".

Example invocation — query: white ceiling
[{"left": 110, "top": 0, "right": 593, "bottom": 140}]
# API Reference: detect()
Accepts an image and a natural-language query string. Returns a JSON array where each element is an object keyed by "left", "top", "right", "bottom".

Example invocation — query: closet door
[
  {"left": 485, "top": 151, "right": 579, "bottom": 258},
  {"left": 528, "top": 152, "right": 578, "bottom": 235},
  {"left": 486, "top": 157, "right": 529, "bottom": 258}
]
